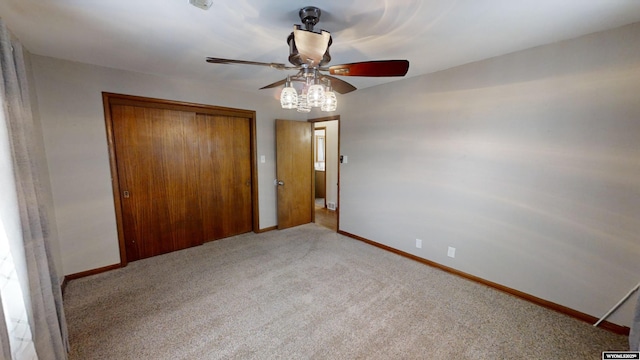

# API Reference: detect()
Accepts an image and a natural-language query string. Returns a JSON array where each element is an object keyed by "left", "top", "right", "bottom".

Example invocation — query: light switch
[
  {"left": 260, "top": 155, "right": 266, "bottom": 163},
  {"left": 340, "top": 155, "right": 348, "bottom": 164},
  {"left": 448, "top": 246, "right": 456, "bottom": 258}
]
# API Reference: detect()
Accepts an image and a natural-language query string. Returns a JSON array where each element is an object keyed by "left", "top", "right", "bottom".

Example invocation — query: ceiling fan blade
[
  {"left": 206, "top": 57, "right": 295, "bottom": 70},
  {"left": 327, "top": 60, "right": 409, "bottom": 77},
  {"left": 322, "top": 75, "right": 357, "bottom": 94},
  {"left": 260, "top": 75, "right": 356, "bottom": 95},
  {"left": 259, "top": 78, "right": 288, "bottom": 90},
  {"left": 260, "top": 70, "right": 305, "bottom": 90}
]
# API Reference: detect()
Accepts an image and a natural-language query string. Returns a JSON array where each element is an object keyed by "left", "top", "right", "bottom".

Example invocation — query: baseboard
[
  {"left": 256, "top": 226, "right": 277, "bottom": 233},
  {"left": 64, "top": 263, "right": 122, "bottom": 282},
  {"left": 338, "top": 230, "right": 631, "bottom": 336},
  {"left": 61, "top": 277, "right": 69, "bottom": 296}
]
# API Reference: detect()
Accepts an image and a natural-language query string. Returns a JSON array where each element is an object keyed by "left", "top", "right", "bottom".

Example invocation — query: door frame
[
  {"left": 308, "top": 115, "right": 340, "bottom": 231},
  {"left": 102, "top": 92, "right": 259, "bottom": 267},
  {"left": 314, "top": 126, "right": 327, "bottom": 209}
]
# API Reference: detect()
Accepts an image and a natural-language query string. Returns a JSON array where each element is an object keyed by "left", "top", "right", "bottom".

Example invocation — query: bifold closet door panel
[
  {"left": 196, "top": 114, "right": 253, "bottom": 241},
  {"left": 112, "top": 105, "right": 204, "bottom": 261}
]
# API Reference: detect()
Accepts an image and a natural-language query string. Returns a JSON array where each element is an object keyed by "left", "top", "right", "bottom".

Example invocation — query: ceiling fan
[{"left": 205, "top": 6, "right": 410, "bottom": 96}]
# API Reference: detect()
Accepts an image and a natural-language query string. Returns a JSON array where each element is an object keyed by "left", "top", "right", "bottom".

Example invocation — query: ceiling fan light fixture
[
  {"left": 307, "top": 84, "right": 325, "bottom": 107},
  {"left": 307, "top": 77, "right": 325, "bottom": 107},
  {"left": 280, "top": 76, "right": 298, "bottom": 109},
  {"left": 296, "top": 94, "right": 311, "bottom": 113},
  {"left": 321, "top": 81, "right": 337, "bottom": 112},
  {"left": 280, "top": 87, "right": 298, "bottom": 109}
]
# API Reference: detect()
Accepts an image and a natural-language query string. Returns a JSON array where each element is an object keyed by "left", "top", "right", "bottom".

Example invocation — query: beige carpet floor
[{"left": 63, "top": 223, "right": 627, "bottom": 359}]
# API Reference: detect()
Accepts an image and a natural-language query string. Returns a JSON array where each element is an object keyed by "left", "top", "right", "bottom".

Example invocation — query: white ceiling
[{"left": 2, "top": 0, "right": 640, "bottom": 96}]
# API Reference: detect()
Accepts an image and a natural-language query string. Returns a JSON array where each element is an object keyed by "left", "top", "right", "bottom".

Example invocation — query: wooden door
[
  {"left": 196, "top": 114, "right": 252, "bottom": 239},
  {"left": 112, "top": 105, "right": 205, "bottom": 261},
  {"left": 111, "top": 104, "right": 253, "bottom": 262},
  {"left": 276, "top": 119, "right": 313, "bottom": 229}
]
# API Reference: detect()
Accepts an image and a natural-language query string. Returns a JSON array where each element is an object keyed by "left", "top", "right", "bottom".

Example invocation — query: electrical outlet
[
  {"left": 416, "top": 239, "right": 422, "bottom": 249},
  {"left": 447, "top": 246, "right": 456, "bottom": 258}
]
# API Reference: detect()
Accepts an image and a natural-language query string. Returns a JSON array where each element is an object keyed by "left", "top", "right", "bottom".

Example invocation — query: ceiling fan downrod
[{"left": 299, "top": 6, "right": 321, "bottom": 31}]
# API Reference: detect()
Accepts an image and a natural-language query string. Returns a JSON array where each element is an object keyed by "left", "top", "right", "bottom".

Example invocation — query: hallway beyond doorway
[{"left": 315, "top": 198, "right": 337, "bottom": 231}]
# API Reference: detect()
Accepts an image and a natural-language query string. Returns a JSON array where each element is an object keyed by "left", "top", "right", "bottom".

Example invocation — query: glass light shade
[
  {"left": 280, "top": 86, "right": 298, "bottom": 109},
  {"left": 306, "top": 84, "right": 325, "bottom": 107},
  {"left": 296, "top": 94, "right": 311, "bottom": 113},
  {"left": 321, "top": 89, "right": 337, "bottom": 112}
]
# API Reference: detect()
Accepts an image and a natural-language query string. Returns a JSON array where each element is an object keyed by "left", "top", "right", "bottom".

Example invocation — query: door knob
[{"left": 277, "top": 180, "right": 285, "bottom": 186}]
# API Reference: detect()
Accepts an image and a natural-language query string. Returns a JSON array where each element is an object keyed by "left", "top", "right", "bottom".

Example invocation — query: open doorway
[{"left": 309, "top": 116, "right": 339, "bottom": 231}]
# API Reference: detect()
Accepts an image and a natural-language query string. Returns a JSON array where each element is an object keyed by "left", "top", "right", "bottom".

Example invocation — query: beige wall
[{"left": 339, "top": 22, "right": 640, "bottom": 327}]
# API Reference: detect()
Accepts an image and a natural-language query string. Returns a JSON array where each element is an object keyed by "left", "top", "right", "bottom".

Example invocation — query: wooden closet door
[
  {"left": 112, "top": 105, "right": 205, "bottom": 261},
  {"left": 196, "top": 114, "right": 253, "bottom": 240}
]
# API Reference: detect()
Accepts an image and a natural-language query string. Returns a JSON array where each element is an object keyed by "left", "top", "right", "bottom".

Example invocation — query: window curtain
[{"left": 0, "top": 19, "right": 68, "bottom": 359}]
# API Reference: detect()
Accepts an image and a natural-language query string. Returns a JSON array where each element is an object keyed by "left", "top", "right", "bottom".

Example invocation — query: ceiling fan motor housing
[
  {"left": 287, "top": 31, "right": 332, "bottom": 67},
  {"left": 288, "top": 6, "right": 332, "bottom": 67}
]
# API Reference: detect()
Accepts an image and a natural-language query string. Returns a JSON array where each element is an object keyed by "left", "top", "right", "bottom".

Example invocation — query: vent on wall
[
  {"left": 327, "top": 202, "right": 336, "bottom": 211},
  {"left": 189, "top": 0, "right": 213, "bottom": 10}
]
